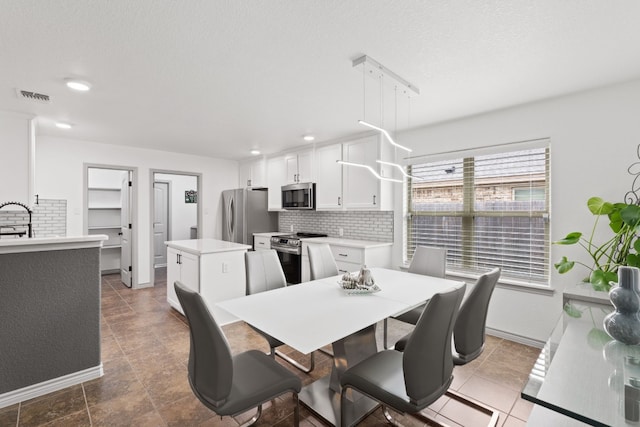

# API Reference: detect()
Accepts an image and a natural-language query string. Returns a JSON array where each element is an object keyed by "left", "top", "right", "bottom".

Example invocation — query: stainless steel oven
[
  {"left": 281, "top": 182, "right": 315, "bottom": 210},
  {"left": 270, "top": 232, "right": 327, "bottom": 284}
]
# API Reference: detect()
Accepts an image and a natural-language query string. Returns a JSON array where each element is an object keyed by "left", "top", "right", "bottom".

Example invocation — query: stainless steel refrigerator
[{"left": 221, "top": 188, "right": 278, "bottom": 246}]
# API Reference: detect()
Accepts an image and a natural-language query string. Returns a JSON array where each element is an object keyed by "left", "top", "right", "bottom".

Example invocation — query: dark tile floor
[{"left": 0, "top": 270, "right": 539, "bottom": 426}]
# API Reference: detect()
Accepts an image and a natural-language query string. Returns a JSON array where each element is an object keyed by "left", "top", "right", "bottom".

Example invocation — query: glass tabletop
[{"left": 521, "top": 299, "right": 640, "bottom": 426}]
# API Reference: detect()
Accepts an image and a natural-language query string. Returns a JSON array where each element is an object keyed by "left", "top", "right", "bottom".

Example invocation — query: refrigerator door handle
[{"left": 228, "top": 198, "right": 235, "bottom": 238}]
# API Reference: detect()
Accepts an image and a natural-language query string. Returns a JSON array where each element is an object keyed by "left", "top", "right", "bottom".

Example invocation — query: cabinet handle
[
  {"left": 177, "top": 253, "right": 182, "bottom": 264},
  {"left": 338, "top": 269, "right": 348, "bottom": 274},
  {"left": 338, "top": 196, "right": 341, "bottom": 206},
  {"left": 248, "top": 179, "right": 251, "bottom": 186},
  {"left": 373, "top": 195, "right": 376, "bottom": 205},
  {"left": 338, "top": 253, "right": 348, "bottom": 257},
  {"left": 258, "top": 242, "right": 265, "bottom": 245}
]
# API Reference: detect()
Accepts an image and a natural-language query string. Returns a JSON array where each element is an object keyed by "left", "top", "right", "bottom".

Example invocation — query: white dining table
[{"left": 216, "top": 267, "right": 465, "bottom": 426}]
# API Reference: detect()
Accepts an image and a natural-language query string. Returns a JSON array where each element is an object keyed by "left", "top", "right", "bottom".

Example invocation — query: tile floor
[{"left": 0, "top": 271, "right": 539, "bottom": 426}]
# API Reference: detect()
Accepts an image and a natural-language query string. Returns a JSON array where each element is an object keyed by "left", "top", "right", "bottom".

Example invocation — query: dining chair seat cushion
[
  {"left": 340, "top": 349, "right": 452, "bottom": 414},
  {"left": 196, "top": 349, "right": 302, "bottom": 416}
]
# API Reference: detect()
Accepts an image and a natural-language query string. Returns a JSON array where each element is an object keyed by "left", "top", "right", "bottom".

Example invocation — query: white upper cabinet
[
  {"left": 239, "top": 158, "right": 266, "bottom": 188},
  {"left": 0, "top": 111, "right": 35, "bottom": 206},
  {"left": 267, "top": 156, "right": 286, "bottom": 211},
  {"left": 284, "top": 150, "right": 314, "bottom": 184},
  {"left": 343, "top": 134, "right": 390, "bottom": 210},
  {"left": 315, "top": 144, "right": 343, "bottom": 210}
]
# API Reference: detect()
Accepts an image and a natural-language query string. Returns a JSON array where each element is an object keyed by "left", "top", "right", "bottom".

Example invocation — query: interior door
[
  {"left": 153, "top": 181, "right": 169, "bottom": 267},
  {"left": 120, "top": 173, "right": 132, "bottom": 287}
]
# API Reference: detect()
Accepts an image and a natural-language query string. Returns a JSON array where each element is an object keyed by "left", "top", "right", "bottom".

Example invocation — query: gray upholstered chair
[
  {"left": 383, "top": 245, "right": 447, "bottom": 349},
  {"left": 394, "top": 267, "right": 502, "bottom": 426},
  {"left": 307, "top": 243, "right": 339, "bottom": 281},
  {"left": 174, "top": 281, "right": 301, "bottom": 427},
  {"left": 339, "top": 284, "right": 466, "bottom": 427},
  {"left": 245, "top": 250, "right": 315, "bottom": 373}
]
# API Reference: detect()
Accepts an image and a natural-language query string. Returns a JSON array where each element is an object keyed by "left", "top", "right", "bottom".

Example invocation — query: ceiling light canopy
[
  {"left": 65, "top": 79, "right": 91, "bottom": 92},
  {"left": 303, "top": 135, "right": 315, "bottom": 142},
  {"left": 250, "top": 149, "right": 261, "bottom": 155},
  {"left": 55, "top": 122, "right": 72, "bottom": 129}
]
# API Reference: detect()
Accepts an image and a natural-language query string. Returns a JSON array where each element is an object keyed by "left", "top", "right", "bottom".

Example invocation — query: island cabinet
[
  {"left": 165, "top": 239, "right": 251, "bottom": 325},
  {"left": 301, "top": 238, "right": 393, "bottom": 282}
]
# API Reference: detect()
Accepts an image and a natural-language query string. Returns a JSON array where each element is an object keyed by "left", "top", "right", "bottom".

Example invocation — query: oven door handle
[{"left": 272, "top": 245, "right": 301, "bottom": 255}]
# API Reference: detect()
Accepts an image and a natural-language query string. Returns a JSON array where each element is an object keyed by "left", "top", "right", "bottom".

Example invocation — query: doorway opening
[
  {"left": 150, "top": 170, "right": 200, "bottom": 288},
  {"left": 85, "top": 165, "right": 136, "bottom": 288}
]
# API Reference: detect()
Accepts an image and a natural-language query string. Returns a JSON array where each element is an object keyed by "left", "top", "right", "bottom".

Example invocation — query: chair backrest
[
  {"left": 402, "top": 284, "right": 465, "bottom": 406},
  {"left": 453, "top": 267, "right": 501, "bottom": 363},
  {"left": 174, "top": 281, "right": 233, "bottom": 407},
  {"left": 307, "top": 243, "right": 339, "bottom": 281},
  {"left": 408, "top": 246, "right": 447, "bottom": 278},
  {"left": 245, "top": 250, "right": 287, "bottom": 295}
]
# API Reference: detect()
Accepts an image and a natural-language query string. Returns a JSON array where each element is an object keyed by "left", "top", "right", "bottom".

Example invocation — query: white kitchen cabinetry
[
  {"left": 342, "top": 134, "right": 393, "bottom": 210},
  {"left": 166, "top": 239, "right": 250, "bottom": 324},
  {"left": 267, "top": 156, "right": 286, "bottom": 211},
  {"left": 285, "top": 150, "right": 314, "bottom": 184},
  {"left": 87, "top": 187, "right": 122, "bottom": 274},
  {"left": 314, "top": 144, "right": 343, "bottom": 210},
  {"left": 167, "top": 246, "right": 199, "bottom": 315},
  {"left": 0, "top": 111, "right": 35, "bottom": 206},
  {"left": 302, "top": 239, "right": 393, "bottom": 282},
  {"left": 239, "top": 158, "right": 266, "bottom": 188},
  {"left": 253, "top": 235, "right": 271, "bottom": 251}
]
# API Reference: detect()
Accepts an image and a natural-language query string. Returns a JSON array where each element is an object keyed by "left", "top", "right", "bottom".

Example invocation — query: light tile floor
[{"left": 0, "top": 271, "right": 539, "bottom": 426}]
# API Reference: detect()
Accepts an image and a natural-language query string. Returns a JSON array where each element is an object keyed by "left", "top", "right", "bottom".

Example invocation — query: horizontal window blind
[{"left": 406, "top": 144, "right": 550, "bottom": 284}]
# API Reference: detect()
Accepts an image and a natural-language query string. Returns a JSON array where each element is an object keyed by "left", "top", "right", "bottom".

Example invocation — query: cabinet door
[
  {"left": 297, "top": 150, "right": 314, "bottom": 183},
  {"left": 0, "top": 113, "right": 35, "bottom": 205},
  {"left": 254, "top": 236, "right": 270, "bottom": 251},
  {"left": 285, "top": 155, "right": 299, "bottom": 183},
  {"left": 267, "top": 156, "right": 286, "bottom": 210},
  {"left": 166, "top": 247, "right": 182, "bottom": 311},
  {"left": 315, "top": 144, "right": 343, "bottom": 210},
  {"left": 180, "top": 251, "right": 200, "bottom": 293},
  {"left": 251, "top": 159, "right": 267, "bottom": 187},
  {"left": 343, "top": 135, "right": 380, "bottom": 209}
]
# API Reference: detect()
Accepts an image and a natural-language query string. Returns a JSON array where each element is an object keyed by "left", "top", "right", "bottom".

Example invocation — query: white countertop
[
  {"left": 0, "top": 235, "right": 108, "bottom": 254},
  {"left": 302, "top": 237, "right": 393, "bottom": 249},
  {"left": 165, "top": 238, "right": 251, "bottom": 255},
  {"left": 253, "top": 232, "right": 283, "bottom": 237}
]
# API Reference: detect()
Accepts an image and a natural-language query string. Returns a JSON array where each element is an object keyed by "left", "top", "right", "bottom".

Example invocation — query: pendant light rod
[
  {"left": 336, "top": 160, "right": 403, "bottom": 183},
  {"left": 376, "top": 160, "right": 421, "bottom": 180},
  {"left": 358, "top": 120, "right": 413, "bottom": 152}
]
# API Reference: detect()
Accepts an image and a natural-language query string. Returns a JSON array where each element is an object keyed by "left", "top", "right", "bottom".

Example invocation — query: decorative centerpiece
[
  {"left": 339, "top": 265, "right": 380, "bottom": 294},
  {"left": 603, "top": 266, "right": 640, "bottom": 345}
]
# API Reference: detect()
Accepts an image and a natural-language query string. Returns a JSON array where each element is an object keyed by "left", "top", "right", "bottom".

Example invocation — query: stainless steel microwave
[{"left": 281, "top": 182, "right": 315, "bottom": 210}]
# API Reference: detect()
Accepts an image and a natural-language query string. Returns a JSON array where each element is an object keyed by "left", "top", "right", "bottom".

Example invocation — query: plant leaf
[
  {"left": 554, "top": 256, "right": 575, "bottom": 273},
  {"left": 621, "top": 204, "right": 640, "bottom": 227},
  {"left": 634, "top": 237, "right": 640, "bottom": 253},
  {"left": 587, "top": 328, "right": 612, "bottom": 350},
  {"left": 563, "top": 303, "right": 582, "bottom": 318},
  {"left": 628, "top": 253, "right": 640, "bottom": 268},
  {"left": 554, "top": 232, "right": 582, "bottom": 245},
  {"left": 609, "top": 210, "right": 623, "bottom": 233},
  {"left": 590, "top": 270, "right": 610, "bottom": 291},
  {"left": 588, "top": 197, "right": 613, "bottom": 215}
]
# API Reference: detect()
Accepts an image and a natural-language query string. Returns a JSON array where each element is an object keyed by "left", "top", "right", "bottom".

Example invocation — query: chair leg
[
  {"left": 275, "top": 348, "right": 315, "bottom": 373},
  {"left": 293, "top": 392, "right": 300, "bottom": 427},
  {"left": 238, "top": 404, "right": 262, "bottom": 427},
  {"left": 445, "top": 390, "right": 500, "bottom": 427},
  {"left": 384, "top": 405, "right": 457, "bottom": 427}
]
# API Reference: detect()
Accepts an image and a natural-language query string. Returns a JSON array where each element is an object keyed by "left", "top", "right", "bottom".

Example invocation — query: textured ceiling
[{"left": 1, "top": 0, "right": 640, "bottom": 160}]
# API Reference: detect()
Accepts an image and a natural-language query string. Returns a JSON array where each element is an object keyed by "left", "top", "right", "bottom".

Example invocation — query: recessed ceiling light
[
  {"left": 250, "top": 150, "right": 261, "bottom": 155},
  {"left": 55, "top": 122, "right": 72, "bottom": 129},
  {"left": 65, "top": 79, "right": 91, "bottom": 92},
  {"left": 303, "top": 135, "right": 315, "bottom": 142}
]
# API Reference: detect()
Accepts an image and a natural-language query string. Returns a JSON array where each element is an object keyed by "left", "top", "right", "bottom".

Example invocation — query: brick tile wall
[
  {"left": 279, "top": 211, "right": 393, "bottom": 242},
  {"left": 0, "top": 199, "right": 67, "bottom": 238}
]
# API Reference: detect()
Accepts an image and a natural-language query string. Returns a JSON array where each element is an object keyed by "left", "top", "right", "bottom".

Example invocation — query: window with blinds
[{"left": 406, "top": 142, "right": 550, "bottom": 285}]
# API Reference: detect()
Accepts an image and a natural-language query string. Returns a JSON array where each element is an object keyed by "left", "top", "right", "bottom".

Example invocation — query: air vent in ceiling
[{"left": 15, "top": 89, "right": 51, "bottom": 104}]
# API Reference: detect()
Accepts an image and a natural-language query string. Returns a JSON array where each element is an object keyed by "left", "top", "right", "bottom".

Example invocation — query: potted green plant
[{"left": 554, "top": 197, "right": 640, "bottom": 291}]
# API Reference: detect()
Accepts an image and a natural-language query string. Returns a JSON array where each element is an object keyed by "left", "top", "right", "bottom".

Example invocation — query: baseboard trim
[
  {"left": 486, "top": 327, "right": 545, "bottom": 349},
  {"left": 0, "top": 364, "right": 103, "bottom": 409}
]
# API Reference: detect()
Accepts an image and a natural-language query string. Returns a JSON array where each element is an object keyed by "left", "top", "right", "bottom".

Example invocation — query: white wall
[
  {"left": 393, "top": 78, "right": 640, "bottom": 342},
  {"left": 35, "top": 136, "right": 239, "bottom": 286},
  {"left": 154, "top": 173, "right": 198, "bottom": 241}
]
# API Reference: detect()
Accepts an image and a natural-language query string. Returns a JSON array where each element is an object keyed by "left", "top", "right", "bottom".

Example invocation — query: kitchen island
[
  {"left": 0, "top": 235, "right": 107, "bottom": 409},
  {"left": 165, "top": 238, "right": 251, "bottom": 325}
]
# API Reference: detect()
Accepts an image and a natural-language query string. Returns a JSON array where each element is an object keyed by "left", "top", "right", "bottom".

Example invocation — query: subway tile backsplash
[
  {"left": 279, "top": 211, "right": 393, "bottom": 242},
  {"left": 0, "top": 199, "right": 67, "bottom": 238}
]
